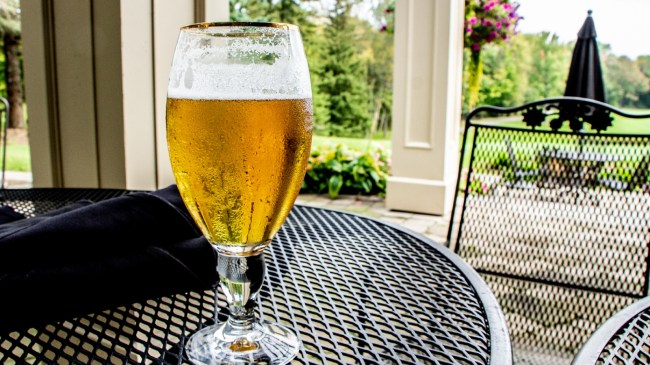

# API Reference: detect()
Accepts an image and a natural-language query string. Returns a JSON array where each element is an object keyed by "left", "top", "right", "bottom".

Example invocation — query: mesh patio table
[{"left": 0, "top": 188, "right": 511, "bottom": 365}]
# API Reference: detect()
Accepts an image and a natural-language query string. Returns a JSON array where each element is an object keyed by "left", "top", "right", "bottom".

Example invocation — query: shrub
[
  {"left": 468, "top": 177, "right": 492, "bottom": 195},
  {"left": 301, "top": 143, "right": 391, "bottom": 199}
]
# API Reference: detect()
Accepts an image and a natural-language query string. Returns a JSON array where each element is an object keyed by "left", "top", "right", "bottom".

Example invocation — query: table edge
[
  {"left": 294, "top": 203, "right": 514, "bottom": 365},
  {"left": 570, "top": 295, "right": 650, "bottom": 365}
]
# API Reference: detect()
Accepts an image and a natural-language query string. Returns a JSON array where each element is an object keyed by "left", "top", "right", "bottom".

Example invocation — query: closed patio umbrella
[
  {"left": 561, "top": 11, "right": 610, "bottom": 201},
  {"left": 564, "top": 10, "right": 606, "bottom": 103}
]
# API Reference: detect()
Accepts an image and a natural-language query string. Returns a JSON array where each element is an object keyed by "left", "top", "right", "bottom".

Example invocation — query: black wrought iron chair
[
  {"left": 501, "top": 137, "right": 549, "bottom": 190},
  {"left": 597, "top": 154, "right": 650, "bottom": 193},
  {"left": 571, "top": 295, "right": 650, "bottom": 365},
  {"left": 447, "top": 97, "right": 650, "bottom": 364}
]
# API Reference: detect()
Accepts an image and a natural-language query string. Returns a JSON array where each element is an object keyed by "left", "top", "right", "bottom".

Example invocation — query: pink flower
[{"left": 464, "top": 0, "right": 521, "bottom": 51}]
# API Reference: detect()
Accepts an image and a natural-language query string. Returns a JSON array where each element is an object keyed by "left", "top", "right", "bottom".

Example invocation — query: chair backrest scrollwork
[{"left": 447, "top": 96, "right": 650, "bottom": 363}]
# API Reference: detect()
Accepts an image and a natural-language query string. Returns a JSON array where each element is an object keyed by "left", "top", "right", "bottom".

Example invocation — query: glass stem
[{"left": 216, "top": 250, "right": 265, "bottom": 335}]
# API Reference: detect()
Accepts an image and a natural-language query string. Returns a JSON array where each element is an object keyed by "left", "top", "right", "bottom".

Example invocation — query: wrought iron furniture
[
  {"left": 540, "top": 148, "right": 621, "bottom": 204},
  {"left": 571, "top": 296, "right": 650, "bottom": 365},
  {"left": 503, "top": 137, "right": 546, "bottom": 189},
  {"left": 447, "top": 97, "right": 650, "bottom": 364},
  {"left": 597, "top": 154, "right": 650, "bottom": 192},
  {"left": 0, "top": 188, "right": 511, "bottom": 364}
]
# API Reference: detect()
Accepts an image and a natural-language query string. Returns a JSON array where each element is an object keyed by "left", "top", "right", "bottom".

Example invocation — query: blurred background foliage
[
  {"left": 2, "top": 0, "right": 650, "bottom": 192},
  {"left": 229, "top": 0, "right": 393, "bottom": 139},
  {"left": 2, "top": 0, "right": 649, "bottom": 138},
  {"left": 226, "top": 0, "right": 650, "bottom": 136}
]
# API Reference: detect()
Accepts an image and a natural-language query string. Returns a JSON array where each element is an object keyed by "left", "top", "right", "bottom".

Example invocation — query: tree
[
  {"left": 366, "top": 0, "right": 394, "bottom": 137},
  {"left": 228, "top": 0, "right": 330, "bottom": 132},
  {"left": 477, "top": 45, "right": 521, "bottom": 107},
  {"left": 314, "top": 0, "right": 370, "bottom": 137},
  {"left": 464, "top": 0, "right": 522, "bottom": 111},
  {"left": 0, "top": 0, "right": 24, "bottom": 129},
  {"left": 230, "top": 0, "right": 319, "bottom": 25},
  {"left": 229, "top": 0, "right": 271, "bottom": 21},
  {"left": 520, "top": 32, "right": 570, "bottom": 101},
  {"left": 604, "top": 54, "right": 650, "bottom": 107},
  {"left": 636, "top": 55, "right": 650, "bottom": 107},
  {"left": 637, "top": 55, "right": 650, "bottom": 78}
]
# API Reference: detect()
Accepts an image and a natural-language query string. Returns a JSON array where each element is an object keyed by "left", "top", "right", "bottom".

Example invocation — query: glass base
[{"left": 185, "top": 320, "right": 301, "bottom": 365}]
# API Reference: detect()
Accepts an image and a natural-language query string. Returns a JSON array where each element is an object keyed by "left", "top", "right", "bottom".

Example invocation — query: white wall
[{"left": 22, "top": 0, "right": 229, "bottom": 190}]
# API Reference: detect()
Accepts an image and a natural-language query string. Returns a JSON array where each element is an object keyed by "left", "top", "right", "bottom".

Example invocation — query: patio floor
[{"left": 296, "top": 193, "right": 450, "bottom": 244}]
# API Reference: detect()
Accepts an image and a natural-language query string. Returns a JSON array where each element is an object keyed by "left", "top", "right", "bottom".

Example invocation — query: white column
[
  {"left": 21, "top": 1, "right": 229, "bottom": 190},
  {"left": 385, "top": 0, "right": 465, "bottom": 216},
  {"left": 119, "top": 0, "right": 158, "bottom": 190},
  {"left": 150, "top": 1, "right": 230, "bottom": 189},
  {"left": 21, "top": 0, "right": 60, "bottom": 187}
]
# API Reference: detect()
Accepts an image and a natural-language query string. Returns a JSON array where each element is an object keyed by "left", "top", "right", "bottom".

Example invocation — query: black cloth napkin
[{"left": 0, "top": 185, "right": 217, "bottom": 333}]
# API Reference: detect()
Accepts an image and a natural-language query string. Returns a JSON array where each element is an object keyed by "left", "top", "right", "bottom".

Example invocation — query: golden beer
[{"left": 166, "top": 97, "right": 313, "bottom": 247}]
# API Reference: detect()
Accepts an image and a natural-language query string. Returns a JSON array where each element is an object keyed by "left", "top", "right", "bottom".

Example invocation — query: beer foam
[{"left": 167, "top": 25, "right": 312, "bottom": 100}]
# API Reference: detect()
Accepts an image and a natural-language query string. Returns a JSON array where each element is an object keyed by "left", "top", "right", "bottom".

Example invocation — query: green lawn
[
  {"left": 312, "top": 135, "right": 391, "bottom": 152},
  {"left": 3, "top": 135, "right": 392, "bottom": 173},
  {"left": 459, "top": 109, "right": 650, "bottom": 172},
  {"left": 5, "top": 108, "right": 648, "bottom": 174},
  {"left": 5, "top": 144, "right": 30, "bottom": 171}
]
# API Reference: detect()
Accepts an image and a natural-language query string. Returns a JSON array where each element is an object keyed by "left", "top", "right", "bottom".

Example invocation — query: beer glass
[{"left": 166, "top": 22, "right": 312, "bottom": 364}]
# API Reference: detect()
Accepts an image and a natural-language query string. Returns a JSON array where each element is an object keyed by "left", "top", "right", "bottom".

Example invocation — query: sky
[
  {"left": 516, "top": 0, "right": 650, "bottom": 59},
  {"left": 318, "top": 0, "right": 650, "bottom": 59}
]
